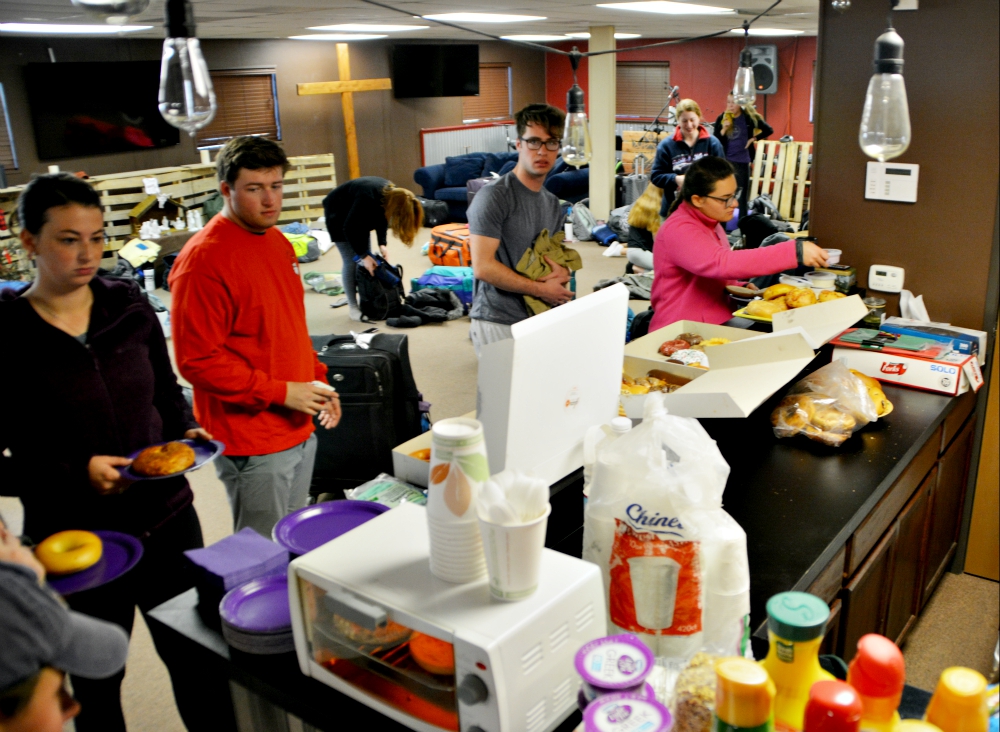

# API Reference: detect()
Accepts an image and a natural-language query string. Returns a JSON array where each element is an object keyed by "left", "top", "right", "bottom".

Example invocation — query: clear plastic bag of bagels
[
  {"left": 582, "top": 393, "right": 751, "bottom": 680},
  {"left": 771, "top": 358, "right": 879, "bottom": 446}
]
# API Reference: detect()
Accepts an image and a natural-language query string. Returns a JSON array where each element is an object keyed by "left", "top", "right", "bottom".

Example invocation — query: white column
[{"left": 588, "top": 25, "right": 616, "bottom": 219}]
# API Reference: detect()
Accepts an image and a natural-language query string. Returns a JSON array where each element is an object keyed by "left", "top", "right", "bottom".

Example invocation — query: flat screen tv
[
  {"left": 392, "top": 45, "right": 479, "bottom": 99},
  {"left": 24, "top": 61, "right": 180, "bottom": 160}
]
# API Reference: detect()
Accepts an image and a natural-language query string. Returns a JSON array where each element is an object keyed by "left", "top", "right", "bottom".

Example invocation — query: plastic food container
[
  {"left": 824, "top": 249, "right": 842, "bottom": 265},
  {"left": 579, "top": 682, "right": 657, "bottom": 711},
  {"left": 805, "top": 271, "right": 837, "bottom": 290},
  {"left": 779, "top": 274, "right": 812, "bottom": 288},
  {"left": 583, "top": 692, "right": 672, "bottom": 732},
  {"left": 575, "top": 634, "right": 655, "bottom": 698},
  {"left": 863, "top": 297, "right": 886, "bottom": 326}
]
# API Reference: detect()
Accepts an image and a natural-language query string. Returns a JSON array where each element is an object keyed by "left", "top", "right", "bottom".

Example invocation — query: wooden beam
[
  {"left": 336, "top": 43, "right": 361, "bottom": 180},
  {"left": 297, "top": 78, "right": 392, "bottom": 95}
]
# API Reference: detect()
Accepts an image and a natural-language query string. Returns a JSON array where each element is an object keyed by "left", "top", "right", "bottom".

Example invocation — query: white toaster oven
[{"left": 288, "top": 502, "right": 606, "bottom": 732}]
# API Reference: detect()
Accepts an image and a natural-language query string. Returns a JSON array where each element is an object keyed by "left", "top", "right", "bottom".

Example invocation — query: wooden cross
[{"left": 297, "top": 43, "right": 392, "bottom": 180}]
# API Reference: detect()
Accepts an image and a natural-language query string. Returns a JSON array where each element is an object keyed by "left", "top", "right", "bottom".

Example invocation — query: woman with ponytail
[
  {"left": 323, "top": 177, "right": 423, "bottom": 322},
  {"left": 649, "top": 157, "right": 826, "bottom": 329},
  {"left": 714, "top": 93, "right": 774, "bottom": 217}
]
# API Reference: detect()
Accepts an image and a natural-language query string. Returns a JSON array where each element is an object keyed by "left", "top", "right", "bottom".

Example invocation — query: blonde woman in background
[
  {"left": 323, "top": 177, "right": 423, "bottom": 322},
  {"left": 714, "top": 93, "right": 774, "bottom": 218},
  {"left": 625, "top": 183, "right": 663, "bottom": 272},
  {"left": 650, "top": 98, "right": 725, "bottom": 217}
]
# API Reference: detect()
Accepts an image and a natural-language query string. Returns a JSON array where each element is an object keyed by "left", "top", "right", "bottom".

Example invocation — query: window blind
[
  {"left": 196, "top": 70, "right": 280, "bottom": 146},
  {"left": 616, "top": 63, "right": 671, "bottom": 119},
  {"left": 462, "top": 64, "right": 511, "bottom": 123}
]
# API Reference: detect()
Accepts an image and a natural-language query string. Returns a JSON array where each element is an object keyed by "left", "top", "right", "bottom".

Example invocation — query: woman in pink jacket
[{"left": 649, "top": 157, "right": 827, "bottom": 329}]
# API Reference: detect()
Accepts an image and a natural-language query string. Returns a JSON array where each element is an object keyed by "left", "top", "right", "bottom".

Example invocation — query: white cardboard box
[
  {"left": 831, "top": 347, "right": 984, "bottom": 396},
  {"left": 391, "top": 411, "right": 475, "bottom": 488},
  {"left": 621, "top": 296, "right": 869, "bottom": 419}
]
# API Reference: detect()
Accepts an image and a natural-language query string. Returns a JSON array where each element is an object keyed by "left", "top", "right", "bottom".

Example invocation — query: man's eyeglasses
[
  {"left": 520, "top": 137, "right": 562, "bottom": 151},
  {"left": 703, "top": 188, "right": 742, "bottom": 207}
]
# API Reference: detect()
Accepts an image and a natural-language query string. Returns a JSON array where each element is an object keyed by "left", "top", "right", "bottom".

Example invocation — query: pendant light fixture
[
  {"left": 732, "top": 23, "right": 756, "bottom": 105},
  {"left": 158, "top": 0, "right": 216, "bottom": 137},
  {"left": 561, "top": 47, "right": 592, "bottom": 168},
  {"left": 858, "top": 2, "right": 910, "bottom": 161}
]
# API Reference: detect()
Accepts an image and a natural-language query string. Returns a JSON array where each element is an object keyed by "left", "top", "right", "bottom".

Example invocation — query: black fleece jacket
[
  {"left": 0, "top": 277, "right": 198, "bottom": 541},
  {"left": 323, "top": 176, "right": 390, "bottom": 258}
]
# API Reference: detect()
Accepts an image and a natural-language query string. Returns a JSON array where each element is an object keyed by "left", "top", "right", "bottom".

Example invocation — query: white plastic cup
[
  {"left": 478, "top": 505, "right": 551, "bottom": 601},
  {"left": 628, "top": 556, "right": 680, "bottom": 629},
  {"left": 564, "top": 221, "right": 574, "bottom": 242}
]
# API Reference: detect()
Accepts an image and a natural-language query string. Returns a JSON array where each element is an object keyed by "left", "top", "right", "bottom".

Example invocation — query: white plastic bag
[{"left": 582, "top": 393, "right": 749, "bottom": 663}]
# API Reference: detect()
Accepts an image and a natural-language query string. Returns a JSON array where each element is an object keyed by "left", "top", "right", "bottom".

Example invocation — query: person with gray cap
[{"left": 0, "top": 535, "right": 129, "bottom": 732}]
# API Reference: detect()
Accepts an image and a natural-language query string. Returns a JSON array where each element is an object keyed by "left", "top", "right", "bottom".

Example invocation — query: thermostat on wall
[
  {"left": 868, "top": 264, "right": 905, "bottom": 293},
  {"left": 865, "top": 162, "right": 919, "bottom": 202}
]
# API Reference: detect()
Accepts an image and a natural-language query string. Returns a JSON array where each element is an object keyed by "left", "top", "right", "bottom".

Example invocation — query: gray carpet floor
[{"left": 79, "top": 227, "right": 996, "bottom": 730}]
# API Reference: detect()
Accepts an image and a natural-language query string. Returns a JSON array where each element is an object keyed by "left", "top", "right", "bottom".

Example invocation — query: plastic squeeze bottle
[
  {"left": 759, "top": 591, "right": 834, "bottom": 732},
  {"left": 924, "top": 667, "right": 990, "bottom": 732},
  {"left": 847, "top": 634, "right": 905, "bottom": 732},
  {"left": 714, "top": 657, "right": 776, "bottom": 732},
  {"left": 804, "top": 680, "right": 863, "bottom": 732}
]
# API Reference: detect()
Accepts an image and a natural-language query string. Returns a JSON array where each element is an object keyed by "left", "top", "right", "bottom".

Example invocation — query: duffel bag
[
  {"left": 417, "top": 196, "right": 449, "bottom": 228},
  {"left": 429, "top": 223, "right": 472, "bottom": 267}
]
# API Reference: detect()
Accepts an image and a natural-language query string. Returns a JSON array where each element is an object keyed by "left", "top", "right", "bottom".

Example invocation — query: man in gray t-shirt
[{"left": 468, "top": 103, "right": 573, "bottom": 356}]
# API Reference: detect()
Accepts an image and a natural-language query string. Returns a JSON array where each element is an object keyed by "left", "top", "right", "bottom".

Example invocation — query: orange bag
[{"left": 428, "top": 224, "right": 472, "bottom": 267}]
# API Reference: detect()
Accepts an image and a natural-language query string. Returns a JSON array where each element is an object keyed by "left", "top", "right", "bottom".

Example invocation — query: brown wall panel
[
  {"left": 1, "top": 38, "right": 545, "bottom": 192},
  {"left": 811, "top": 0, "right": 999, "bottom": 330}
]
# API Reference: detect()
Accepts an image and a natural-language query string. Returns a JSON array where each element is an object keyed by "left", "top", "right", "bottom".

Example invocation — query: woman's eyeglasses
[
  {"left": 704, "top": 188, "right": 742, "bottom": 207},
  {"left": 520, "top": 137, "right": 562, "bottom": 151}
]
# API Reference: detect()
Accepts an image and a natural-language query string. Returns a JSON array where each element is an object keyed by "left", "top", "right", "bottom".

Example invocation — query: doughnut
[
  {"left": 658, "top": 339, "right": 691, "bottom": 357},
  {"left": 763, "top": 283, "right": 795, "bottom": 301},
  {"left": 818, "top": 291, "right": 846, "bottom": 303},
  {"left": 409, "top": 448, "right": 431, "bottom": 462},
  {"left": 132, "top": 441, "right": 196, "bottom": 477},
  {"left": 785, "top": 287, "right": 817, "bottom": 309},
  {"left": 35, "top": 530, "right": 103, "bottom": 575},
  {"left": 676, "top": 332, "right": 703, "bottom": 346},
  {"left": 409, "top": 632, "right": 455, "bottom": 676}
]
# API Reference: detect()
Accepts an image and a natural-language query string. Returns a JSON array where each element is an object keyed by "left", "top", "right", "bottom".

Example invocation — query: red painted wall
[{"left": 545, "top": 36, "right": 816, "bottom": 143}]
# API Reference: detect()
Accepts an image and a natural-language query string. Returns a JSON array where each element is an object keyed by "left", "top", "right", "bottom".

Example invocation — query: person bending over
[
  {"left": 467, "top": 103, "right": 572, "bottom": 356},
  {"left": 170, "top": 137, "right": 342, "bottom": 537},
  {"left": 650, "top": 98, "right": 725, "bottom": 217},
  {"left": 323, "top": 177, "right": 423, "bottom": 322},
  {"left": 649, "top": 156, "right": 826, "bottom": 329}
]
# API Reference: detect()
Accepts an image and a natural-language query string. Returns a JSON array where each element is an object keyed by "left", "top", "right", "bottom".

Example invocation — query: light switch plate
[
  {"left": 868, "top": 264, "right": 905, "bottom": 293},
  {"left": 865, "top": 162, "right": 919, "bottom": 203}
]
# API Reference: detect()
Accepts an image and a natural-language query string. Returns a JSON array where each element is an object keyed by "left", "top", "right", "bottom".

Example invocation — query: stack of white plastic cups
[{"left": 426, "top": 418, "right": 489, "bottom": 583}]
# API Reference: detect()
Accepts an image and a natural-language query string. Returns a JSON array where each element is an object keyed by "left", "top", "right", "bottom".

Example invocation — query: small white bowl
[
  {"left": 805, "top": 271, "right": 836, "bottom": 290},
  {"left": 824, "top": 248, "right": 842, "bottom": 265}
]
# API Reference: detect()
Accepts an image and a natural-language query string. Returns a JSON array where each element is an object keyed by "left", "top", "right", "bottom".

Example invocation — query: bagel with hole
[
  {"left": 35, "top": 530, "right": 103, "bottom": 575},
  {"left": 132, "top": 441, "right": 196, "bottom": 477}
]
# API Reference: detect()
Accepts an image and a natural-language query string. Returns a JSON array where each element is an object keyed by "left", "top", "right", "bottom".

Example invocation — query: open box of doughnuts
[{"left": 620, "top": 308, "right": 863, "bottom": 419}]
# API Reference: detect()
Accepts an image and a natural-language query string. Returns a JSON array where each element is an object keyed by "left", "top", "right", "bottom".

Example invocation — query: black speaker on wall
[{"left": 748, "top": 44, "right": 779, "bottom": 95}]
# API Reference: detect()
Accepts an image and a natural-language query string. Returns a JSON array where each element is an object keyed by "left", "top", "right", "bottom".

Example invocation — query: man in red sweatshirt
[{"left": 169, "top": 137, "right": 341, "bottom": 537}]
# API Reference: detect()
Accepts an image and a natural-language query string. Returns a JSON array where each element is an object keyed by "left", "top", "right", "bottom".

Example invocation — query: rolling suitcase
[{"left": 309, "top": 333, "right": 425, "bottom": 497}]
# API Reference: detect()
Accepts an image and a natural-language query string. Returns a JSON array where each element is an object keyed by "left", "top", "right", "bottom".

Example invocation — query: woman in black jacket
[
  {"left": 0, "top": 174, "right": 235, "bottom": 732},
  {"left": 323, "top": 176, "right": 422, "bottom": 322},
  {"left": 713, "top": 93, "right": 774, "bottom": 218}
]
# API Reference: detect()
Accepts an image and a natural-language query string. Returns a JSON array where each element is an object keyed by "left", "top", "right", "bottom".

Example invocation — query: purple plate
[
  {"left": 120, "top": 439, "right": 225, "bottom": 482},
  {"left": 219, "top": 575, "right": 291, "bottom": 633},
  {"left": 272, "top": 501, "right": 389, "bottom": 556},
  {"left": 47, "top": 531, "right": 144, "bottom": 596}
]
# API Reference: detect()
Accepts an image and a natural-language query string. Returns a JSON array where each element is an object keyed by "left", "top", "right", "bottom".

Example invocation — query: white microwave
[{"left": 288, "top": 502, "right": 606, "bottom": 732}]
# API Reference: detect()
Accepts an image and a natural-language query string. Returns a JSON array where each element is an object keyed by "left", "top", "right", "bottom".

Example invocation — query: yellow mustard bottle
[
  {"left": 759, "top": 592, "right": 834, "bottom": 732},
  {"left": 924, "top": 667, "right": 989, "bottom": 732}
]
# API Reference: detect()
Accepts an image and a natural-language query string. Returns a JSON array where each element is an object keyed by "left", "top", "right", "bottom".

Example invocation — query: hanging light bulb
[
  {"left": 732, "top": 26, "right": 756, "bottom": 106},
  {"left": 859, "top": 26, "right": 910, "bottom": 161},
  {"left": 562, "top": 48, "right": 592, "bottom": 168},
  {"left": 158, "top": 0, "right": 216, "bottom": 137}
]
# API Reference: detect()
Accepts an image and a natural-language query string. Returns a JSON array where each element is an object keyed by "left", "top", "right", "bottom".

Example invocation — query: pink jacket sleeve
[{"left": 665, "top": 220, "right": 798, "bottom": 281}]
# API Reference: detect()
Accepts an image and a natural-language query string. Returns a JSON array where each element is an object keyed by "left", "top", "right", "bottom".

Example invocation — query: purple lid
[
  {"left": 581, "top": 680, "right": 657, "bottom": 705},
  {"left": 47, "top": 531, "right": 143, "bottom": 596},
  {"left": 219, "top": 575, "right": 291, "bottom": 633},
  {"left": 575, "top": 634, "right": 655, "bottom": 691},
  {"left": 272, "top": 501, "right": 389, "bottom": 556},
  {"left": 583, "top": 692, "right": 672, "bottom": 732}
]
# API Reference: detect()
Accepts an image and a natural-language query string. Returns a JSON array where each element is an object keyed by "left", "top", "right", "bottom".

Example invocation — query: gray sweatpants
[
  {"left": 469, "top": 318, "right": 514, "bottom": 358},
  {"left": 215, "top": 434, "right": 318, "bottom": 538}
]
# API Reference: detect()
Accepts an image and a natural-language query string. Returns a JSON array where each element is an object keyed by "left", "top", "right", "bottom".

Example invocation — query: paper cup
[
  {"left": 427, "top": 418, "right": 488, "bottom": 522},
  {"left": 478, "top": 505, "right": 551, "bottom": 601},
  {"left": 428, "top": 518, "right": 486, "bottom": 583}
]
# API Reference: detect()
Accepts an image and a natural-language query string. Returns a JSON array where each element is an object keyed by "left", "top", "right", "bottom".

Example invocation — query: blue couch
[{"left": 414, "top": 151, "right": 590, "bottom": 222}]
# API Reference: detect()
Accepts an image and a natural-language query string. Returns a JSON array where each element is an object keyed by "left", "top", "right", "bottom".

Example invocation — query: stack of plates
[
  {"left": 273, "top": 500, "right": 389, "bottom": 557},
  {"left": 219, "top": 575, "right": 294, "bottom": 655}
]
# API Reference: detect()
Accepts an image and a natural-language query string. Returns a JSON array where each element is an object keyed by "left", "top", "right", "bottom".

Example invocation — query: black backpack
[{"left": 355, "top": 260, "right": 406, "bottom": 321}]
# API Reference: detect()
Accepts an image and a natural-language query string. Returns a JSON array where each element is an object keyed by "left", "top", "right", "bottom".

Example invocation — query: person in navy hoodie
[{"left": 650, "top": 99, "right": 725, "bottom": 216}]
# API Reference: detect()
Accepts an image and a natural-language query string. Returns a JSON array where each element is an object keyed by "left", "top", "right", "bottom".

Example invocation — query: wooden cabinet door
[
  {"left": 821, "top": 598, "right": 842, "bottom": 657},
  {"left": 840, "top": 526, "right": 896, "bottom": 663},
  {"left": 885, "top": 468, "right": 933, "bottom": 645},
  {"left": 923, "top": 418, "right": 975, "bottom": 608}
]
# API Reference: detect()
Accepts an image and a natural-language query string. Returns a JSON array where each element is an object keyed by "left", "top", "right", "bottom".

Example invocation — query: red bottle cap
[
  {"left": 847, "top": 634, "right": 906, "bottom": 697},
  {"left": 805, "top": 681, "right": 864, "bottom": 732}
]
